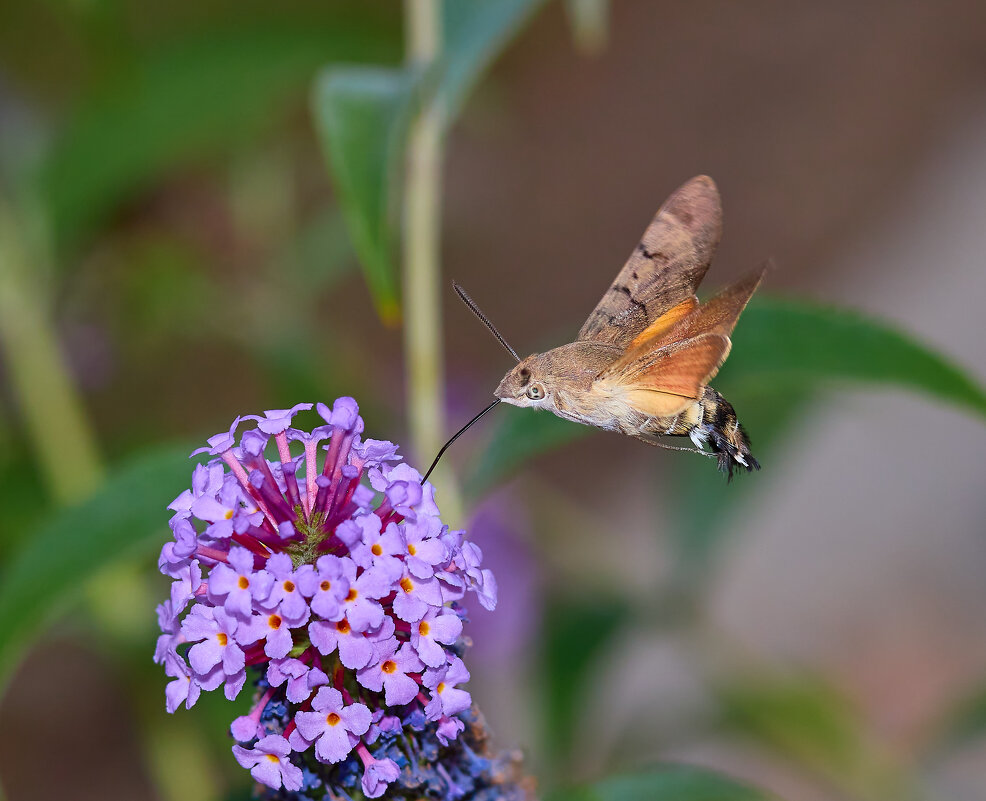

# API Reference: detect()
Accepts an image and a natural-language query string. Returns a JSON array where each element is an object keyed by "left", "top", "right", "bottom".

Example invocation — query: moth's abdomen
[{"left": 695, "top": 387, "right": 759, "bottom": 479}]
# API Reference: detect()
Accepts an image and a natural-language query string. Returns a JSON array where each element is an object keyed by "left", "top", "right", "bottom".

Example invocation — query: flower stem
[
  {"left": 402, "top": 0, "right": 463, "bottom": 522},
  {"left": 0, "top": 198, "right": 104, "bottom": 503}
]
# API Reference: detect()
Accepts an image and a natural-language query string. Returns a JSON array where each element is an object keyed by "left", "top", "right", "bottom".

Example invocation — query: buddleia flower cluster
[{"left": 155, "top": 399, "right": 528, "bottom": 799}]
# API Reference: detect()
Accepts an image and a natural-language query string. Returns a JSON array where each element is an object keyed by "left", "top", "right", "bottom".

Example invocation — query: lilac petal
[
  {"left": 362, "top": 756, "right": 399, "bottom": 799},
  {"left": 393, "top": 590, "right": 428, "bottom": 623},
  {"left": 308, "top": 620, "right": 338, "bottom": 656},
  {"left": 314, "top": 723, "right": 354, "bottom": 764},
  {"left": 265, "top": 625, "right": 293, "bottom": 659},
  {"left": 436, "top": 715, "right": 465, "bottom": 745},
  {"left": 341, "top": 703, "right": 372, "bottom": 736},
  {"left": 414, "top": 635, "right": 446, "bottom": 668},
  {"left": 223, "top": 669, "right": 246, "bottom": 700},
  {"left": 191, "top": 417, "right": 240, "bottom": 457},
  {"left": 294, "top": 709, "right": 328, "bottom": 742},
  {"left": 188, "top": 638, "right": 223, "bottom": 674},
  {"left": 382, "top": 670, "right": 418, "bottom": 707},
  {"left": 231, "top": 715, "right": 263, "bottom": 742},
  {"left": 346, "top": 597, "right": 384, "bottom": 632},
  {"left": 429, "top": 612, "right": 462, "bottom": 644}
]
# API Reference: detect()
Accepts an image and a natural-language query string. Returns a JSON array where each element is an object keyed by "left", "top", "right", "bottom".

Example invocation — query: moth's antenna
[
  {"left": 453, "top": 281, "right": 521, "bottom": 363},
  {"left": 422, "top": 398, "right": 500, "bottom": 483}
]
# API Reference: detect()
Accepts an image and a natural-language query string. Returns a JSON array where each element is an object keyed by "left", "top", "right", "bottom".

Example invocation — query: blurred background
[{"left": 1, "top": 1, "right": 986, "bottom": 800}]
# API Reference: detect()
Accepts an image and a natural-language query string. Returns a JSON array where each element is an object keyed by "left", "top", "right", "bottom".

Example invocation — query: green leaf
[
  {"left": 39, "top": 17, "right": 400, "bottom": 251},
  {"left": 667, "top": 384, "right": 811, "bottom": 571},
  {"left": 716, "top": 675, "right": 905, "bottom": 798},
  {"left": 465, "top": 299, "right": 986, "bottom": 497},
  {"left": 721, "top": 298, "right": 986, "bottom": 419},
  {"left": 440, "top": 0, "right": 548, "bottom": 120},
  {"left": 540, "top": 593, "right": 630, "bottom": 767},
  {"left": 312, "top": 66, "right": 421, "bottom": 324},
  {"left": 0, "top": 444, "right": 192, "bottom": 692},
  {"left": 927, "top": 680, "right": 986, "bottom": 757},
  {"left": 548, "top": 765, "right": 775, "bottom": 801}
]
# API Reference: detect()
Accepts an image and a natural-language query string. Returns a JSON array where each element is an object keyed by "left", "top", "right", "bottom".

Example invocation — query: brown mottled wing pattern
[{"left": 576, "top": 175, "right": 723, "bottom": 348}]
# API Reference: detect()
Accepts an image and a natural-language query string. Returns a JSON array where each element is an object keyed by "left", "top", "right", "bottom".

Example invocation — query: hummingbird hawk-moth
[{"left": 423, "top": 175, "right": 763, "bottom": 481}]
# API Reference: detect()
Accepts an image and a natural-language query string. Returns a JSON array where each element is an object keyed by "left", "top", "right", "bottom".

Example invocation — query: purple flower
[
  {"left": 261, "top": 552, "right": 310, "bottom": 624},
  {"left": 402, "top": 519, "right": 449, "bottom": 579},
  {"left": 410, "top": 608, "right": 463, "bottom": 668},
  {"left": 337, "top": 514, "right": 403, "bottom": 576},
  {"left": 182, "top": 605, "right": 244, "bottom": 677},
  {"left": 232, "top": 735, "right": 303, "bottom": 791},
  {"left": 266, "top": 658, "right": 329, "bottom": 704},
  {"left": 392, "top": 568, "right": 444, "bottom": 623},
  {"left": 423, "top": 657, "right": 472, "bottom": 720},
  {"left": 338, "top": 559, "right": 393, "bottom": 632},
  {"left": 155, "top": 398, "right": 500, "bottom": 795},
  {"left": 294, "top": 687, "right": 372, "bottom": 764},
  {"left": 309, "top": 613, "right": 395, "bottom": 671},
  {"left": 246, "top": 403, "right": 313, "bottom": 435},
  {"left": 191, "top": 417, "right": 241, "bottom": 457},
  {"left": 168, "top": 560, "right": 202, "bottom": 616},
  {"left": 296, "top": 555, "right": 349, "bottom": 621},
  {"left": 158, "top": 518, "right": 200, "bottom": 578},
  {"left": 207, "top": 546, "right": 274, "bottom": 620},
  {"left": 356, "top": 642, "right": 424, "bottom": 706},
  {"left": 237, "top": 608, "right": 303, "bottom": 659},
  {"left": 357, "top": 744, "right": 400, "bottom": 799}
]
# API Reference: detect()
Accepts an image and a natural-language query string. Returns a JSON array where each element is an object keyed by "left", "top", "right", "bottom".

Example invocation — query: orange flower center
[
  {"left": 418, "top": 621, "right": 430, "bottom": 636},
  {"left": 336, "top": 619, "right": 351, "bottom": 634},
  {"left": 326, "top": 712, "right": 341, "bottom": 727},
  {"left": 224, "top": 509, "right": 234, "bottom": 520},
  {"left": 217, "top": 633, "right": 228, "bottom": 646},
  {"left": 346, "top": 588, "right": 358, "bottom": 602},
  {"left": 237, "top": 576, "right": 250, "bottom": 590},
  {"left": 283, "top": 580, "right": 295, "bottom": 592},
  {"left": 268, "top": 614, "right": 282, "bottom": 629},
  {"left": 371, "top": 543, "right": 383, "bottom": 556},
  {"left": 399, "top": 577, "right": 414, "bottom": 593},
  {"left": 437, "top": 682, "right": 446, "bottom": 694},
  {"left": 382, "top": 660, "right": 397, "bottom": 674},
  {"left": 320, "top": 580, "right": 331, "bottom": 592},
  {"left": 265, "top": 754, "right": 280, "bottom": 764},
  {"left": 408, "top": 543, "right": 417, "bottom": 556}
]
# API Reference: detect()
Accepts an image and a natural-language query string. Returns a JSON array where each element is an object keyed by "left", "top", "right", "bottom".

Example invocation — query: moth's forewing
[{"left": 576, "top": 175, "right": 722, "bottom": 348}]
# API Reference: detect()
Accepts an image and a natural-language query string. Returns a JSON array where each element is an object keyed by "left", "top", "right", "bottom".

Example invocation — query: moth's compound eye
[{"left": 526, "top": 383, "right": 545, "bottom": 401}]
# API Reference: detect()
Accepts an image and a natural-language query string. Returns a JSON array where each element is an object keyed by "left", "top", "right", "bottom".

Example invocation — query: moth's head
[{"left": 495, "top": 356, "right": 552, "bottom": 408}]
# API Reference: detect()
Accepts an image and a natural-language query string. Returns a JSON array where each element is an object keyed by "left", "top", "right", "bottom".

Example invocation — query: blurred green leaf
[
  {"left": 722, "top": 298, "right": 986, "bottom": 419},
  {"left": 465, "top": 299, "right": 986, "bottom": 496},
  {"left": 440, "top": 0, "right": 548, "bottom": 120},
  {"left": 928, "top": 681, "right": 986, "bottom": 757},
  {"left": 0, "top": 443, "right": 191, "bottom": 691},
  {"left": 717, "top": 675, "right": 904, "bottom": 799},
  {"left": 39, "top": 17, "right": 400, "bottom": 250},
  {"left": 548, "top": 765, "right": 774, "bottom": 801},
  {"left": 667, "top": 384, "right": 810, "bottom": 570},
  {"left": 312, "top": 67, "right": 422, "bottom": 323},
  {"left": 540, "top": 593, "right": 631, "bottom": 767}
]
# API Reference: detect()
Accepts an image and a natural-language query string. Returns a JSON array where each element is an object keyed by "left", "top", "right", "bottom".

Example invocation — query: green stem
[
  {"left": 402, "top": 0, "right": 463, "bottom": 522},
  {"left": 0, "top": 199, "right": 104, "bottom": 503}
]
